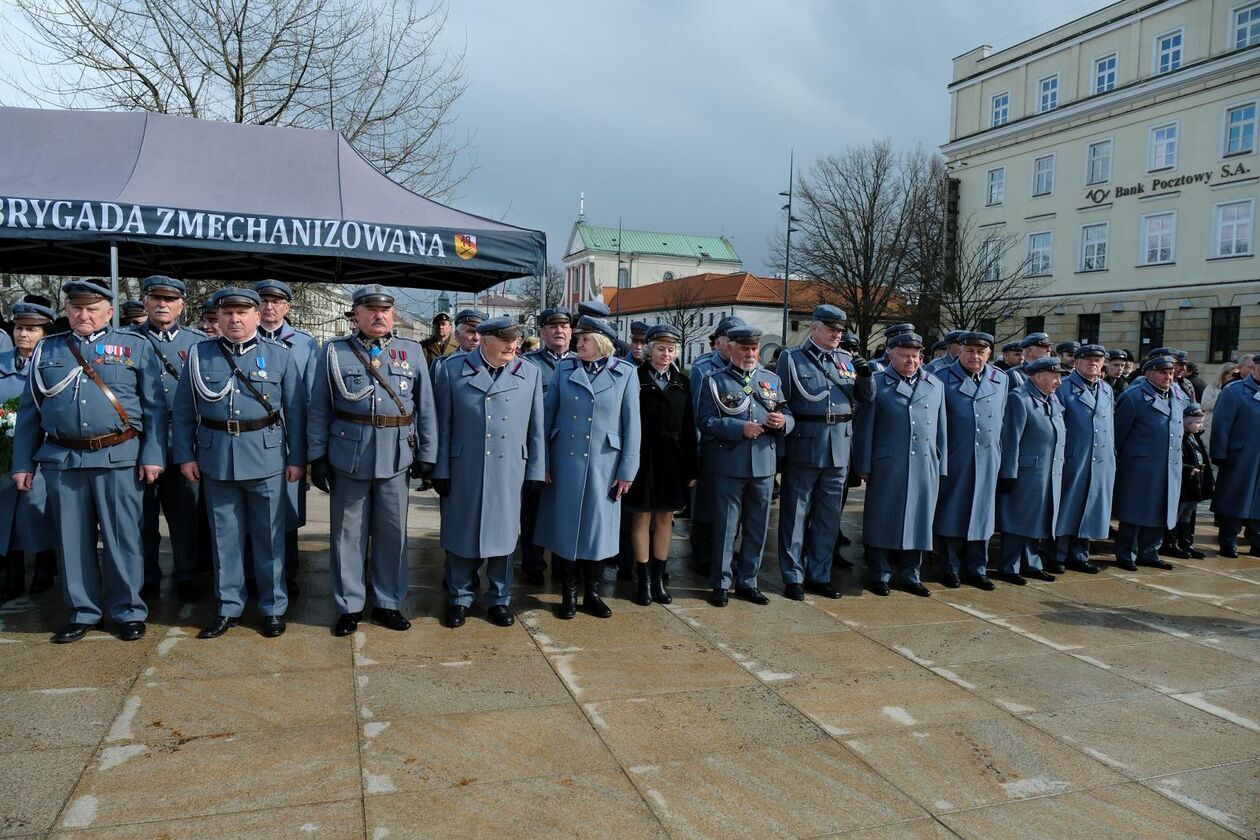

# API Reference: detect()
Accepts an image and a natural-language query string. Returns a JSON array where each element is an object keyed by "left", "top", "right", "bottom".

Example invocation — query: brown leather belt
[
  {"left": 335, "top": 408, "right": 413, "bottom": 428},
  {"left": 201, "top": 414, "right": 280, "bottom": 435},
  {"left": 48, "top": 427, "right": 139, "bottom": 451}
]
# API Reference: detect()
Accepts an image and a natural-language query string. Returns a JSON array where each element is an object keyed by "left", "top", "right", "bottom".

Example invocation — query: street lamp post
[{"left": 779, "top": 152, "right": 801, "bottom": 349}]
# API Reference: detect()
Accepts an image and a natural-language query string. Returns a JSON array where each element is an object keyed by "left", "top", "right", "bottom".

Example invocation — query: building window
[
  {"left": 708, "top": 312, "right": 714, "bottom": 326},
  {"left": 1078, "top": 313, "right": 1100, "bottom": 344},
  {"left": 1140, "top": 310, "right": 1165, "bottom": 352},
  {"left": 1214, "top": 199, "right": 1254, "bottom": 257},
  {"left": 979, "top": 317, "right": 997, "bottom": 336},
  {"left": 1038, "top": 75, "right": 1059, "bottom": 112},
  {"left": 1024, "top": 315, "right": 1045, "bottom": 335},
  {"left": 991, "top": 92, "right": 1010, "bottom": 127},
  {"left": 1149, "top": 122, "right": 1178, "bottom": 171},
  {"left": 1032, "top": 154, "right": 1055, "bottom": 196},
  {"left": 1236, "top": 2, "right": 1260, "bottom": 49},
  {"left": 1086, "top": 139, "right": 1112, "bottom": 184},
  {"left": 1027, "top": 231, "right": 1053, "bottom": 276},
  {"left": 980, "top": 237, "right": 1001, "bottom": 282},
  {"left": 1140, "top": 212, "right": 1176, "bottom": 265},
  {"left": 1209, "top": 307, "right": 1241, "bottom": 363},
  {"left": 985, "top": 167, "right": 1005, "bottom": 205},
  {"left": 617, "top": 266, "right": 629, "bottom": 288},
  {"left": 1094, "top": 53, "right": 1117, "bottom": 94},
  {"left": 1224, "top": 102, "right": 1257, "bottom": 156},
  {"left": 1080, "top": 222, "right": 1109, "bottom": 271},
  {"left": 1155, "top": 29, "right": 1183, "bottom": 74}
]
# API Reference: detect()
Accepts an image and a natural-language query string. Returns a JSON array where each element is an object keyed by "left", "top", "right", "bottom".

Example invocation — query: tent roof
[{"left": 0, "top": 107, "right": 544, "bottom": 291}]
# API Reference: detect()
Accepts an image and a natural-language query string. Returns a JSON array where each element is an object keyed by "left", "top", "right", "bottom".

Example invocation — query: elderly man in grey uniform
[
  {"left": 12, "top": 279, "right": 168, "bottom": 643},
  {"left": 1053, "top": 344, "right": 1114, "bottom": 575},
  {"left": 853, "top": 331, "right": 946, "bottom": 596},
  {"left": 1113, "top": 355, "right": 1186, "bottom": 571},
  {"left": 174, "top": 288, "right": 308, "bottom": 639},
  {"left": 934, "top": 331, "right": 1006, "bottom": 589},
  {"left": 129, "top": 275, "right": 208, "bottom": 603},
  {"left": 519, "top": 307, "right": 573, "bottom": 584},
  {"left": 775, "top": 305, "right": 873, "bottom": 600},
  {"left": 254, "top": 279, "right": 317, "bottom": 594},
  {"left": 925, "top": 330, "right": 965, "bottom": 374},
  {"left": 995, "top": 356, "right": 1067, "bottom": 584},
  {"left": 1210, "top": 358, "right": 1260, "bottom": 557},
  {"left": 308, "top": 286, "right": 437, "bottom": 637},
  {"left": 430, "top": 308, "right": 485, "bottom": 384},
  {"left": 867, "top": 323, "right": 915, "bottom": 375},
  {"left": 433, "top": 317, "right": 545, "bottom": 628},
  {"left": 697, "top": 325, "right": 792, "bottom": 605},
  {"left": 1007, "top": 332, "right": 1054, "bottom": 390}
]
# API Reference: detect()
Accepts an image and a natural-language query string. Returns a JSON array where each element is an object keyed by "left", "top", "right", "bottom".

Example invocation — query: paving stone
[
  {"left": 861, "top": 619, "right": 1049, "bottom": 667},
  {"left": 1068, "top": 640, "right": 1259, "bottom": 694},
  {"left": 0, "top": 747, "right": 94, "bottom": 837},
  {"left": 0, "top": 637, "right": 154, "bottom": 690},
  {"left": 1171, "top": 681, "right": 1260, "bottom": 734},
  {"left": 0, "top": 685, "right": 129, "bottom": 751},
  {"left": 1143, "top": 759, "right": 1260, "bottom": 837},
  {"left": 703, "top": 630, "right": 910, "bottom": 684},
  {"left": 356, "top": 655, "right": 570, "bottom": 719},
  {"left": 934, "top": 585, "right": 1075, "bottom": 619},
  {"left": 1031, "top": 577, "right": 1181, "bottom": 609},
  {"left": 815, "top": 595, "right": 981, "bottom": 629},
  {"left": 546, "top": 641, "right": 756, "bottom": 701},
  {"left": 946, "top": 652, "right": 1159, "bottom": 713},
  {"left": 141, "top": 623, "right": 352, "bottom": 681},
  {"left": 981, "top": 608, "right": 1162, "bottom": 650},
  {"left": 522, "top": 606, "right": 702, "bottom": 653},
  {"left": 45, "top": 799, "right": 364, "bottom": 839}
]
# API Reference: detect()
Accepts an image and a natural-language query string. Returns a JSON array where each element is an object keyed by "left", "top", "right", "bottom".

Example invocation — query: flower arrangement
[{"left": 0, "top": 397, "right": 20, "bottom": 473}]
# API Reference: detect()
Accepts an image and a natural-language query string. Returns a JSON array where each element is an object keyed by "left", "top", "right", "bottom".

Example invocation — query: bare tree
[
  {"left": 516, "top": 263, "right": 564, "bottom": 323},
  {"left": 4, "top": 0, "right": 471, "bottom": 198},
  {"left": 658, "top": 276, "right": 710, "bottom": 363}
]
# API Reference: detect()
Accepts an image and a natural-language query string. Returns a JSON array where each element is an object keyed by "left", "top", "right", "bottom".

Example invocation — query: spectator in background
[
  {"left": 519, "top": 335, "right": 540, "bottom": 354},
  {"left": 1185, "top": 361, "right": 1206, "bottom": 402},
  {"left": 1171, "top": 403, "right": 1212, "bottom": 559},
  {"left": 1201, "top": 362, "right": 1241, "bottom": 440}
]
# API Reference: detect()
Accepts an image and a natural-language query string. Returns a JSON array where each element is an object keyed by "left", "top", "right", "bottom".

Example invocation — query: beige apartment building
[{"left": 944, "top": 0, "right": 1260, "bottom": 363}]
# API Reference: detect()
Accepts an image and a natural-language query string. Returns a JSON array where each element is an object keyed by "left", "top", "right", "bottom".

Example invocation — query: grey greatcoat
[
  {"left": 0, "top": 350, "right": 53, "bottom": 556},
  {"left": 1054, "top": 372, "right": 1116, "bottom": 540},
  {"left": 535, "top": 357, "right": 640, "bottom": 561},
  {"left": 996, "top": 381, "right": 1066, "bottom": 539},
  {"left": 1113, "top": 377, "right": 1186, "bottom": 529},
  {"left": 935, "top": 362, "right": 1007, "bottom": 541},
  {"left": 1209, "top": 375, "right": 1260, "bottom": 521},
  {"left": 433, "top": 351, "right": 545, "bottom": 559},
  {"left": 852, "top": 368, "right": 948, "bottom": 550}
]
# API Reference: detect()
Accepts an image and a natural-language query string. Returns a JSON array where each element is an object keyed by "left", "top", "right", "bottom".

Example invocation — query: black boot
[
  {"left": 2, "top": 552, "right": 23, "bottom": 602},
  {"left": 1176, "top": 521, "right": 1206, "bottom": 559},
  {"left": 29, "top": 550, "right": 56, "bottom": 594},
  {"left": 582, "top": 561, "right": 612, "bottom": 618},
  {"left": 649, "top": 558, "right": 672, "bottom": 604},
  {"left": 633, "top": 562, "right": 652, "bottom": 606},
  {"left": 556, "top": 560, "right": 578, "bottom": 620}
]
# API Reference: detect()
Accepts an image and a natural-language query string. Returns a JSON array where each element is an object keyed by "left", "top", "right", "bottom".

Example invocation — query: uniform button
[
  {"left": 82, "top": 422, "right": 88, "bottom": 427},
  {"left": 486, "top": 433, "right": 491, "bottom": 438},
  {"left": 486, "top": 450, "right": 491, "bottom": 455},
  {"left": 235, "top": 410, "right": 241, "bottom": 415},
  {"left": 80, "top": 400, "right": 86, "bottom": 405}
]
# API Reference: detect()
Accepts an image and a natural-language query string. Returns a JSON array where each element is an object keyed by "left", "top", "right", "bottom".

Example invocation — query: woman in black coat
[{"left": 623, "top": 324, "right": 698, "bottom": 605}]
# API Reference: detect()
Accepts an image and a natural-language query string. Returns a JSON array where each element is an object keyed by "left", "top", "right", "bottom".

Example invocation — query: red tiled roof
[{"left": 606, "top": 272, "right": 826, "bottom": 316}]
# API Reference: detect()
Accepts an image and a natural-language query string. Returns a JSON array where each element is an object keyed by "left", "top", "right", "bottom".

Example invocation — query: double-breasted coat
[
  {"left": 623, "top": 362, "right": 697, "bottom": 511},
  {"left": 535, "top": 357, "right": 641, "bottom": 561},
  {"left": 1209, "top": 375, "right": 1260, "bottom": 521},
  {"left": 0, "top": 350, "right": 53, "bottom": 555},
  {"left": 852, "top": 368, "right": 948, "bottom": 550},
  {"left": 996, "top": 381, "right": 1066, "bottom": 539},
  {"left": 1113, "top": 377, "right": 1186, "bottom": 529},
  {"left": 935, "top": 362, "right": 1007, "bottom": 541},
  {"left": 522, "top": 348, "right": 574, "bottom": 394},
  {"left": 1054, "top": 372, "right": 1116, "bottom": 540}
]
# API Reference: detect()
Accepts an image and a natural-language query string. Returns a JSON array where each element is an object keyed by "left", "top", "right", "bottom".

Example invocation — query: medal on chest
[{"left": 256, "top": 355, "right": 268, "bottom": 379}]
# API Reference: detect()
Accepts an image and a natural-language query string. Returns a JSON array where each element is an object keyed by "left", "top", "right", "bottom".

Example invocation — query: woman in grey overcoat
[{"left": 535, "top": 316, "right": 641, "bottom": 619}]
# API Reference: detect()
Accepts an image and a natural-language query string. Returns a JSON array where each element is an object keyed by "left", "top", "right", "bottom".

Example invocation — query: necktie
[{"left": 15, "top": 356, "right": 26, "bottom": 371}]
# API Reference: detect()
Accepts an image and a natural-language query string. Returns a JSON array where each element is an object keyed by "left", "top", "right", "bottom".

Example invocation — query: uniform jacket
[
  {"left": 1182, "top": 432, "right": 1214, "bottom": 504},
  {"left": 0, "top": 350, "right": 52, "bottom": 554},
  {"left": 171, "top": 336, "right": 307, "bottom": 482},
  {"left": 935, "top": 361, "right": 1007, "bottom": 540},
  {"left": 433, "top": 350, "right": 545, "bottom": 558},
  {"left": 307, "top": 333, "right": 437, "bottom": 479},
  {"left": 688, "top": 349, "right": 726, "bottom": 413},
  {"left": 852, "top": 367, "right": 947, "bottom": 550},
  {"left": 1006, "top": 363, "right": 1028, "bottom": 391},
  {"left": 128, "top": 322, "right": 208, "bottom": 462},
  {"left": 420, "top": 334, "right": 457, "bottom": 367},
  {"left": 997, "top": 381, "right": 1066, "bottom": 539},
  {"left": 1209, "top": 375, "right": 1260, "bottom": 520},
  {"left": 1113, "top": 377, "right": 1186, "bottom": 529},
  {"left": 522, "top": 347, "right": 574, "bottom": 395},
  {"left": 696, "top": 362, "right": 794, "bottom": 479},
  {"left": 260, "top": 320, "right": 317, "bottom": 392},
  {"left": 925, "top": 354, "right": 957, "bottom": 374},
  {"left": 535, "top": 356, "right": 641, "bottom": 561},
  {"left": 623, "top": 362, "right": 698, "bottom": 511},
  {"left": 13, "top": 327, "right": 167, "bottom": 472},
  {"left": 1054, "top": 371, "right": 1116, "bottom": 539},
  {"left": 775, "top": 341, "right": 875, "bottom": 468}
]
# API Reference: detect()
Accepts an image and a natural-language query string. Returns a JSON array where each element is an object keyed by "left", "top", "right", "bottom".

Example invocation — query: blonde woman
[{"left": 1201, "top": 361, "right": 1241, "bottom": 440}]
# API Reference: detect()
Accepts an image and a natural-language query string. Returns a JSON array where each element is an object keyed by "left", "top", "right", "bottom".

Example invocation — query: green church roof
[{"left": 575, "top": 224, "right": 740, "bottom": 262}]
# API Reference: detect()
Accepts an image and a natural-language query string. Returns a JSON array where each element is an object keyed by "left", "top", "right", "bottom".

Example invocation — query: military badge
[{"left": 455, "top": 234, "right": 478, "bottom": 260}]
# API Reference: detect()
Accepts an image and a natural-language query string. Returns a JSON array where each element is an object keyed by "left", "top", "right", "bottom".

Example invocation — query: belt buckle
[
  {"left": 373, "top": 415, "right": 389, "bottom": 429},
  {"left": 88, "top": 436, "right": 105, "bottom": 452},
  {"left": 225, "top": 419, "right": 241, "bottom": 435},
  {"left": 825, "top": 409, "right": 836, "bottom": 425}
]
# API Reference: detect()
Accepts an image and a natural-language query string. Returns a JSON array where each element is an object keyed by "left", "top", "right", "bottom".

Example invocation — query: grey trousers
[
  {"left": 710, "top": 475, "right": 773, "bottom": 591},
  {"left": 940, "top": 537, "right": 989, "bottom": 577},
  {"left": 999, "top": 534, "right": 1045, "bottom": 574},
  {"left": 777, "top": 464, "right": 846, "bottom": 585},
  {"left": 446, "top": 553, "right": 512, "bottom": 608},
  {"left": 1115, "top": 522, "right": 1164, "bottom": 566},
  {"left": 867, "top": 548, "right": 923, "bottom": 585},
  {"left": 329, "top": 470, "right": 410, "bottom": 614},
  {"left": 142, "top": 467, "right": 201, "bottom": 584},
  {"left": 204, "top": 475, "right": 287, "bottom": 617}
]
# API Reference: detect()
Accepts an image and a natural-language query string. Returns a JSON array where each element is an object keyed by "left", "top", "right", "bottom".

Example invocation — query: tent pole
[{"left": 110, "top": 242, "right": 120, "bottom": 328}]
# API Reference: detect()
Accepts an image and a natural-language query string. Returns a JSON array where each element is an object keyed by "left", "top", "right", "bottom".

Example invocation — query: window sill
[
  {"left": 1032, "top": 191, "right": 1053, "bottom": 198},
  {"left": 1075, "top": 268, "right": 1109, "bottom": 274},
  {"left": 1147, "top": 166, "right": 1176, "bottom": 174},
  {"left": 1135, "top": 261, "right": 1175, "bottom": 268},
  {"left": 1206, "top": 253, "right": 1254, "bottom": 261},
  {"left": 1222, "top": 149, "right": 1256, "bottom": 159},
  {"left": 1025, "top": 272, "right": 1053, "bottom": 279},
  {"left": 985, "top": 202, "right": 1005, "bottom": 208}
]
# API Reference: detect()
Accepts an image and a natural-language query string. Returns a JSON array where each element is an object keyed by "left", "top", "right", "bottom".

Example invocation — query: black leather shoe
[
  {"left": 1182, "top": 545, "right": 1207, "bottom": 559},
  {"left": 837, "top": 532, "right": 852, "bottom": 546},
  {"left": 332, "top": 613, "right": 360, "bottom": 637},
  {"left": 52, "top": 622, "right": 96, "bottom": 644},
  {"left": 942, "top": 573, "right": 961, "bottom": 589},
  {"left": 522, "top": 569, "right": 545, "bottom": 586},
  {"left": 735, "top": 587, "right": 770, "bottom": 605},
  {"left": 832, "top": 555, "right": 854, "bottom": 569},
  {"left": 1045, "top": 562, "right": 1067, "bottom": 575},
  {"left": 175, "top": 580, "right": 201, "bottom": 604},
  {"left": 804, "top": 581, "right": 841, "bottom": 599},
  {"left": 783, "top": 583, "right": 806, "bottom": 601},
  {"left": 710, "top": 588, "right": 729, "bottom": 607},
  {"left": 582, "top": 591, "right": 613, "bottom": 618},
  {"left": 260, "top": 616, "right": 286, "bottom": 638},
  {"left": 197, "top": 615, "right": 239, "bottom": 639},
  {"left": 487, "top": 605, "right": 515, "bottom": 627},
  {"left": 371, "top": 608, "right": 411, "bottom": 632},
  {"left": 1066, "top": 561, "right": 1102, "bottom": 574},
  {"left": 445, "top": 605, "right": 467, "bottom": 629},
  {"left": 1137, "top": 558, "right": 1174, "bottom": 571},
  {"left": 116, "top": 621, "right": 146, "bottom": 641},
  {"left": 896, "top": 582, "right": 932, "bottom": 597},
  {"left": 1116, "top": 560, "right": 1139, "bottom": 571},
  {"left": 991, "top": 572, "right": 1026, "bottom": 586},
  {"left": 1219, "top": 545, "right": 1239, "bottom": 559},
  {"left": 869, "top": 581, "right": 890, "bottom": 596},
  {"left": 139, "top": 580, "right": 160, "bottom": 599},
  {"left": 1160, "top": 543, "right": 1190, "bottom": 559},
  {"left": 1024, "top": 569, "right": 1057, "bottom": 582},
  {"left": 1250, "top": 545, "right": 1260, "bottom": 558},
  {"left": 963, "top": 574, "right": 995, "bottom": 591}
]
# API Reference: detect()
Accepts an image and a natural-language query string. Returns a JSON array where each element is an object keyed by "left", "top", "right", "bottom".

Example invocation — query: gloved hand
[
  {"left": 431, "top": 478, "right": 451, "bottom": 498},
  {"left": 853, "top": 357, "right": 871, "bottom": 378},
  {"left": 409, "top": 460, "right": 435, "bottom": 480},
  {"left": 997, "top": 477, "right": 1017, "bottom": 494},
  {"left": 310, "top": 458, "right": 332, "bottom": 494},
  {"left": 524, "top": 479, "right": 546, "bottom": 494}
]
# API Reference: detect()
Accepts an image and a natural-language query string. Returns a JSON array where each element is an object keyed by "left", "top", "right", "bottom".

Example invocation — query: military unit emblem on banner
[{"left": 454, "top": 234, "right": 478, "bottom": 260}]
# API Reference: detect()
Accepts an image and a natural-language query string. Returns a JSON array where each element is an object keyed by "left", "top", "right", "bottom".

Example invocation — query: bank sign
[{"left": 1084, "top": 161, "right": 1252, "bottom": 205}]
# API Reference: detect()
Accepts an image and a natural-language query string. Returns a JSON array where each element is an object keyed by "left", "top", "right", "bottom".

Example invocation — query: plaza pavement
[{"left": 1, "top": 487, "right": 1258, "bottom": 839}]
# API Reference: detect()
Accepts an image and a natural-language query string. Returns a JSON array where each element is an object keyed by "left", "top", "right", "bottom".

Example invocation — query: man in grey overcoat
[
  {"left": 1208, "top": 360, "right": 1260, "bottom": 557},
  {"left": 852, "top": 331, "right": 946, "bottom": 597},
  {"left": 1053, "top": 344, "right": 1114, "bottom": 575}
]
